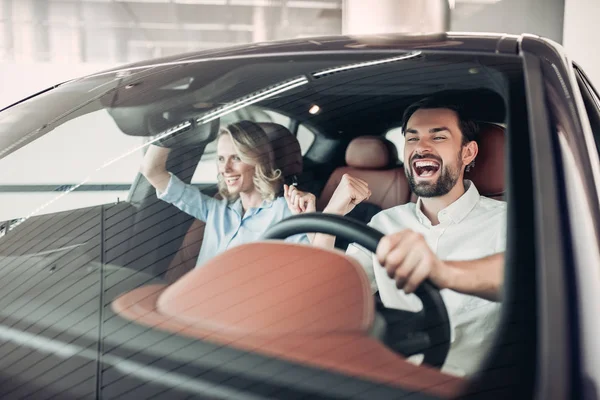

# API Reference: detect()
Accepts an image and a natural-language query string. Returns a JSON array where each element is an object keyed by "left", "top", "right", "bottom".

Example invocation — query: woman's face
[{"left": 217, "top": 134, "right": 256, "bottom": 195}]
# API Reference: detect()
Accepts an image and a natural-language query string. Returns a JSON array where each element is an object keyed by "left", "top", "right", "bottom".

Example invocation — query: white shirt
[{"left": 346, "top": 180, "right": 506, "bottom": 377}]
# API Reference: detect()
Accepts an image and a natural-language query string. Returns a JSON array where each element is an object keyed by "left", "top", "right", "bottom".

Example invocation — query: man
[{"left": 311, "top": 95, "right": 507, "bottom": 377}]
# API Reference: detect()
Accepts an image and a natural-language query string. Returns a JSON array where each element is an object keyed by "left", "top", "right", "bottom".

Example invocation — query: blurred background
[{"left": 0, "top": 0, "right": 597, "bottom": 109}]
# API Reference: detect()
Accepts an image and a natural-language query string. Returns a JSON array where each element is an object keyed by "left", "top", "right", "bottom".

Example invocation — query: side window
[
  {"left": 385, "top": 127, "right": 405, "bottom": 162},
  {"left": 0, "top": 110, "right": 145, "bottom": 224},
  {"left": 297, "top": 123, "right": 316, "bottom": 154}
]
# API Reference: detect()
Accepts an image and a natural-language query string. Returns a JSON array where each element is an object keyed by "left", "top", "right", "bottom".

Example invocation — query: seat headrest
[
  {"left": 257, "top": 122, "right": 303, "bottom": 178},
  {"left": 465, "top": 123, "right": 505, "bottom": 197},
  {"left": 346, "top": 136, "right": 398, "bottom": 169},
  {"left": 156, "top": 242, "right": 374, "bottom": 335}
]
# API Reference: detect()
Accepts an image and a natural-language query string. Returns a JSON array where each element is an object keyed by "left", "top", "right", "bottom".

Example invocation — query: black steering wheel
[{"left": 263, "top": 213, "right": 451, "bottom": 368}]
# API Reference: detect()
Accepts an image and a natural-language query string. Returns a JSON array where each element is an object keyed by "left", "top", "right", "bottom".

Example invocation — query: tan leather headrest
[
  {"left": 157, "top": 242, "right": 374, "bottom": 335},
  {"left": 258, "top": 122, "right": 302, "bottom": 178},
  {"left": 465, "top": 123, "right": 505, "bottom": 197},
  {"left": 346, "top": 136, "right": 398, "bottom": 169}
]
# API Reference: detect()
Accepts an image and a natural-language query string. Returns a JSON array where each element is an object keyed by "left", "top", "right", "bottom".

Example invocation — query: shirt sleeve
[
  {"left": 156, "top": 172, "right": 217, "bottom": 222},
  {"left": 494, "top": 212, "right": 508, "bottom": 253},
  {"left": 345, "top": 216, "right": 423, "bottom": 313}
]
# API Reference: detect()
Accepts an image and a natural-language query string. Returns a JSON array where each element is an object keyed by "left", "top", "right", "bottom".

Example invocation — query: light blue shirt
[{"left": 157, "top": 173, "right": 308, "bottom": 267}]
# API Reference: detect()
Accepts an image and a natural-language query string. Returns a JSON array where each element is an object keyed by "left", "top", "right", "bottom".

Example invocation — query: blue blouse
[{"left": 157, "top": 173, "right": 308, "bottom": 267}]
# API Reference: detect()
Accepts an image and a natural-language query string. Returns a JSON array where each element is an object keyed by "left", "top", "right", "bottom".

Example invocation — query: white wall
[
  {"left": 451, "top": 0, "right": 565, "bottom": 44},
  {"left": 563, "top": 0, "right": 600, "bottom": 88},
  {"left": 0, "top": 63, "right": 116, "bottom": 110},
  {"left": 343, "top": 0, "right": 449, "bottom": 35}
]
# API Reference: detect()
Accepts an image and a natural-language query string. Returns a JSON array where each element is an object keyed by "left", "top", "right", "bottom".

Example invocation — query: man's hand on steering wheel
[{"left": 376, "top": 230, "right": 451, "bottom": 295}]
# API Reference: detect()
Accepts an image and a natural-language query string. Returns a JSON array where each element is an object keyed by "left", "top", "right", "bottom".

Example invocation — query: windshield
[
  {"left": 0, "top": 51, "right": 509, "bottom": 222},
  {"left": 0, "top": 49, "right": 524, "bottom": 398}
]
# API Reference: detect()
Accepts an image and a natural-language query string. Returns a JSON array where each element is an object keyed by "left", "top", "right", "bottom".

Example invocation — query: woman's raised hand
[{"left": 284, "top": 184, "right": 317, "bottom": 215}]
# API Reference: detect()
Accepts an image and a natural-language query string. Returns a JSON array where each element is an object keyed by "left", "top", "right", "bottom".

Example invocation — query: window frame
[{"left": 573, "top": 64, "right": 600, "bottom": 157}]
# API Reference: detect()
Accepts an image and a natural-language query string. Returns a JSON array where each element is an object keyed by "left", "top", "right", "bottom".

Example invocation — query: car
[{"left": 0, "top": 31, "right": 599, "bottom": 400}]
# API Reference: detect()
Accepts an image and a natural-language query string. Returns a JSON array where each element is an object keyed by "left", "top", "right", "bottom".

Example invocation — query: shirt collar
[
  {"left": 227, "top": 197, "right": 275, "bottom": 216},
  {"left": 415, "top": 180, "right": 480, "bottom": 226}
]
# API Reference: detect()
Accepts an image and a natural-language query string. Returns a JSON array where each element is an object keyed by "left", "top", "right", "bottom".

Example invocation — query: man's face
[{"left": 403, "top": 108, "right": 472, "bottom": 198}]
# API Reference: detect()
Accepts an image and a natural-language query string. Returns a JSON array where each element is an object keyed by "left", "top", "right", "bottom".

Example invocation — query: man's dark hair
[{"left": 401, "top": 95, "right": 479, "bottom": 145}]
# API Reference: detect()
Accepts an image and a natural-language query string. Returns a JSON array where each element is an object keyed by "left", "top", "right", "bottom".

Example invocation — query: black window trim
[{"left": 519, "top": 38, "right": 579, "bottom": 400}]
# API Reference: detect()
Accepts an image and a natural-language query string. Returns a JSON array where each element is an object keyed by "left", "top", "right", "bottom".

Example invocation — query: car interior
[
  {"left": 124, "top": 88, "right": 508, "bottom": 376},
  {"left": 156, "top": 94, "right": 507, "bottom": 284},
  {"left": 0, "top": 49, "right": 541, "bottom": 398},
  {"left": 96, "top": 51, "right": 517, "bottom": 388}
]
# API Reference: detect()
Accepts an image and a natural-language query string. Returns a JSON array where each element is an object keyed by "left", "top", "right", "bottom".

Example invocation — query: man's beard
[{"left": 406, "top": 152, "right": 462, "bottom": 198}]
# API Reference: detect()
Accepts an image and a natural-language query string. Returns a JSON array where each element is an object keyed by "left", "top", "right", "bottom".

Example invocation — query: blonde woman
[{"left": 141, "top": 120, "right": 315, "bottom": 268}]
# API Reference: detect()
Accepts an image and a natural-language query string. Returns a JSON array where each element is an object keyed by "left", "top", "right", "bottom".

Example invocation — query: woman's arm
[
  {"left": 140, "top": 145, "right": 172, "bottom": 193},
  {"left": 141, "top": 144, "right": 215, "bottom": 222}
]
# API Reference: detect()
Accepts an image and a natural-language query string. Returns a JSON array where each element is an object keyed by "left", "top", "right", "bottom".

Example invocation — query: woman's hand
[{"left": 284, "top": 184, "right": 316, "bottom": 215}]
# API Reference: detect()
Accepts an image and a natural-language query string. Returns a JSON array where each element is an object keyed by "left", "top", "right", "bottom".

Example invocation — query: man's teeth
[
  {"left": 413, "top": 160, "right": 440, "bottom": 177},
  {"left": 414, "top": 160, "right": 439, "bottom": 167}
]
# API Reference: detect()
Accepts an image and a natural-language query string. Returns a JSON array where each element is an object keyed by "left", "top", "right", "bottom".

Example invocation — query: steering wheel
[{"left": 263, "top": 213, "right": 451, "bottom": 368}]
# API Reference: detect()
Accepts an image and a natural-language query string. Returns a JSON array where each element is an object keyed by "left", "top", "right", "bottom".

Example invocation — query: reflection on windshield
[
  {"left": 0, "top": 51, "right": 435, "bottom": 231},
  {"left": 312, "top": 51, "right": 422, "bottom": 77}
]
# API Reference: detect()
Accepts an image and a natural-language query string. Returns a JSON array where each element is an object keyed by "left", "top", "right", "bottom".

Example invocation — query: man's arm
[
  {"left": 376, "top": 231, "right": 504, "bottom": 302},
  {"left": 442, "top": 253, "right": 504, "bottom": 302},
  {"left": 310, "top": 174, "right": 371, "bottom": 249}
]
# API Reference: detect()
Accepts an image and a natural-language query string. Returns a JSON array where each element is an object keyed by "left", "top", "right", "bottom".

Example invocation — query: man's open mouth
[{"left": 413, "top": 160, "right": 441, "bottom": 177}]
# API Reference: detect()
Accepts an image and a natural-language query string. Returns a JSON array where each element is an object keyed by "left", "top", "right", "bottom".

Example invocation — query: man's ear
[{"left": 462, "top": 140, "right": 478, "bottom": 168}]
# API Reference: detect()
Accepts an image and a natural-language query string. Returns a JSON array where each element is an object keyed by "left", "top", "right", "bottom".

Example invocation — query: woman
[{"left": 141, "top": 120, "right": 315, "bottom": 268}]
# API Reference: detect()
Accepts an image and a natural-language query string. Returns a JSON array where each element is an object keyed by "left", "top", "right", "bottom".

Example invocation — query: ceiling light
[{"left": 309, "top": 105, "right": 320, "bottom": 114}]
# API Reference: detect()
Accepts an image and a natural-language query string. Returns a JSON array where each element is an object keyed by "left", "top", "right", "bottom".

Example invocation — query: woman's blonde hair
[{"left": 216, "top": 120, "right": 283, "bottom": 202}]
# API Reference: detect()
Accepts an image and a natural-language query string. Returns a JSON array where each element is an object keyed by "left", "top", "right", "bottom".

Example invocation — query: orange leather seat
[{"left": 465, "top": 123, "right": 505, "bottom": 200}]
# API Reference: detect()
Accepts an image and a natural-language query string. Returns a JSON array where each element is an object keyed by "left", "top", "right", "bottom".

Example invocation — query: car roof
[{"left": 82, "top": 32, "right": 524, "bottom": 79}]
